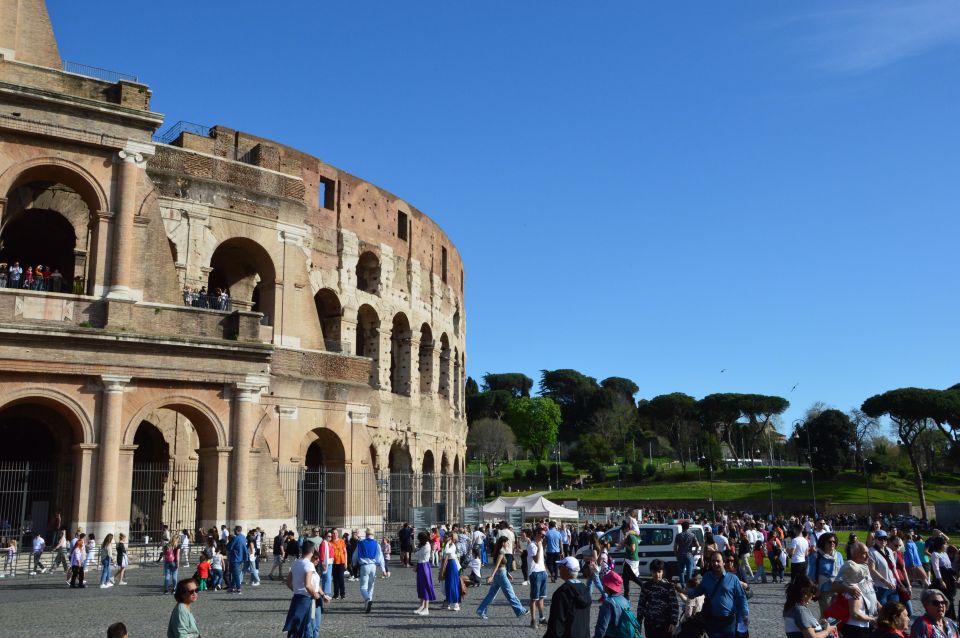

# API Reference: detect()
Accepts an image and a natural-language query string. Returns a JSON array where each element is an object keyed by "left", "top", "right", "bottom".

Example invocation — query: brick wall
[{"left": 272, "top": 348, "right": 371, "bottom": 385}]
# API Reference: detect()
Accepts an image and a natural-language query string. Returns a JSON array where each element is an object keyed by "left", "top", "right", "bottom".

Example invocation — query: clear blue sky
[{"left": 48, "top": 1, "right": 960, "bottom": 431}]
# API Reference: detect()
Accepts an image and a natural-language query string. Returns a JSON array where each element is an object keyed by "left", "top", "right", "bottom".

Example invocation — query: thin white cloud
[{"left": 792, "top": 0, "right": 960, "bottom": 72}]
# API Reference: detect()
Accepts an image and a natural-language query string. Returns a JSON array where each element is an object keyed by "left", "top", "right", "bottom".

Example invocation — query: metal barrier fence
[
  {"left": 62, "top": 61, "right": 139, "bottom": 84},
  {"left": 129, "top": 461, "right": 201, "bottom": 545},
  {"left": 153, "top": 121, "right": 211, "bottom": 145},
  {"left": 0, "top": 461, "right": 72, "bottom": 547},
  {"left": 277, "top": 466, "right": 485, "bottom": 537}
]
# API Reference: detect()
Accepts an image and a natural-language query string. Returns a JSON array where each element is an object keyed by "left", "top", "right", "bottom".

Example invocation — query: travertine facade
[{"left": 0, "top": 2, "right": 467, "bottom": 539}]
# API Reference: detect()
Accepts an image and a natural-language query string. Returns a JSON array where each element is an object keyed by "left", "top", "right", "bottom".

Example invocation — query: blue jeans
[
  {"left": 704, "top": 617, "right": 737, "bottom": 638},
  {"left": 321, "top": 567, "right": 332, "bottom": 595},
  {"left": 477, "top": 568, "right": 526, "bottom": 617},
  {"left": 585, "top": 572, "right": 606, "bottom": 600},
  {"left": 754, "top": 565, "right": 766, "bottom": 583},
  {"left": 679, "top": 554, "right": 697, "bottom": 585},
  {"left": 210, "top": 568, "right": 223, "bottom": 590},
  {"left": 247, "top": 559, "right": 260, "bottom": 584},
  {"left": 163, "top": 562, "right": 178, "bottom": 591},
  {"left": 100, "top": 557, "right": 111, "bottom": 585},
  {"left": 359, "top": 563, "right": 377, "bottom": 601},
  {"left": 230, "top": 561, "right": 244, "bottom": 591},
  {"left": 875, "top": 586, "right": 899, "bottom": 605}
]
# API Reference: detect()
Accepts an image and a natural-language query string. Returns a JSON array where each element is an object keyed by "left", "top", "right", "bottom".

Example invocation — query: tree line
[{"left": 466, "top": 370, "right": 960, "bottom": 516}]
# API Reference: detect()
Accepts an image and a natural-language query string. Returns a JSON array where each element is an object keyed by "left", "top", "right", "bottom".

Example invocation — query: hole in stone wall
[
  {"left": 398, "top": 210, "right": 408, "bottom": 241},
  {"left": 318, "top": 177, "right": 335, "bottom": 210}
]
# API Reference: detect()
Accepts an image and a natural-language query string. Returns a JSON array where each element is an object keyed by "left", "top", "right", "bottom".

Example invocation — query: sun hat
[{"left": 601, "top": 570, "right": 623, "bottom": 594}]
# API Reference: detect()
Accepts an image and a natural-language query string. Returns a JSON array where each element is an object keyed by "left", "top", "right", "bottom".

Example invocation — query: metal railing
[
  {"left": 129, "top": 462, "right": 201, "bottom": 545},
  {"left": 154, "top": 121, "right": 211, "bottom": 145},
  {"left": 0, "top": 462, "right": 73, "bottom": 548},
  {"left": 182, "top": 292, "right": 232, "bottom": 312},
  {"left": 62, "top": 61, "right": 138, "bottom": 84}
]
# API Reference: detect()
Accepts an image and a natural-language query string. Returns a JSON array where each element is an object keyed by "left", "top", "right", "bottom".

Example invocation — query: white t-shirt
[
  {"left": 472, "top": 530, "right": 485, "bottom": 547},
  {"left": 790, "top": 537, "right": 810, "bottom": 563},
  {"left": 291, "top": 558, "right": 317, "bottom": 596},
  {"left": 714, "top": 534, "right": 728, "bottom": 553},
  {"left": 443, "top": 542, "right": 458, "bottom": 560},
  {"left": 869, "top": 547, "right": 895, "bottom": 587},
  {"left": 500, "top": 528, "right": 515, "bottom": 555},
  {"left": 528, "top": 541, "right": 546, "bottom": 574}
]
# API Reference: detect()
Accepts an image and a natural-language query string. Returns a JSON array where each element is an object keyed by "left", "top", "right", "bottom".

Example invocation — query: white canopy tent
[{"left": 482, "top": 494, "right": 579, "bottom": 521}]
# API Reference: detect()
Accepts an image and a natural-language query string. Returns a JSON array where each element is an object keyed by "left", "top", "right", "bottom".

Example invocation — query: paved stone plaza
[{"left": 0, "top": 563, "right": 804, "bottom": 637}]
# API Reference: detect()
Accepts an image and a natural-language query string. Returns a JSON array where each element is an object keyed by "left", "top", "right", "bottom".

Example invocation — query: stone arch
[
  {"left": 0, "top": 157, "right": 109, "bottom": 215},
  {"left": 123, "top": 395, "right": 226, "bottom": 449},
  {"left": 453, "top": 306, "right": 461, "bottom": 337},
  {"left": 421, "top": 450, "right": 436, "bottom": 507},
  {"left": 440, "top": 452, "right": 451, "bottom": 511},
  {"left": 390, "top": 312, "right": 412, "bottom": 396},
  {"left": 300, "top": 427, "right": 348, "bottom": 527},
  {"left": 418, "top": 323, "right": 433, "bottom": 395},
  {"left": 356, "top": 304, "right": 380, "bottom": 386},
  {"left": 0, "top": 387, "right": 94, "bottom": 444},
  {"left": 438, "top": 333, "right": 451, "bottom": 399},
  {"left": 388, "top": 442, "right": 413, "bottom": 522},
  {"left": 355, "top": 251, "right": 380, "bottom": 295},
  {"left": 314, "top": 288, "right": 342, "bottom": 352},
  {"left": 207, "top": 237, "right": 278, "bottom": 323}
]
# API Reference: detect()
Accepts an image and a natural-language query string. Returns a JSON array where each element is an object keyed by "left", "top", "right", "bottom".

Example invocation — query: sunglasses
[
  {"left": 185, "top": 588, "right": 199, "bottom": 594},
  {"left": 930, "top": 600, "right": 948, "bottom": 606}
]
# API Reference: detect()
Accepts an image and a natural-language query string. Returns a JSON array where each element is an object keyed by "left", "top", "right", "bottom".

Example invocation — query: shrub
[
  {"left": 536, "top": 463, "right": 548, "bottom": 480},
  {"left": 591, "top": 463, "right": 607, "bottom": 483},
  {"left": 513, "top": 467, "right": 524, "bottom": 480},
  {"left": 631, "top": 461, "right": 645, "bottom": 482},
  {"left": 525, "top": 468, "right": 536, "bottom": 481},
  {"left": 645, "top": 462, "right": 657, "bottom": 478}
]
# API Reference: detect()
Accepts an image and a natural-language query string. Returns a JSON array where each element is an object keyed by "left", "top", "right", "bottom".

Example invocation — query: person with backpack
[
  {"left": 636, "top": 559, "right": 680, "bottom": 638},
  {"left": 593, "top": 570, "right": 642, "bottom": 638},
  {"left": 686, "top": 551, "right": 749, "bottom": 638}
]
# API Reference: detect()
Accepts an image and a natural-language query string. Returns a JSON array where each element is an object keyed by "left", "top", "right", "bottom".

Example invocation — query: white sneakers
[{"left": 414, "top": 608, "right": 430, "bottom": 616}]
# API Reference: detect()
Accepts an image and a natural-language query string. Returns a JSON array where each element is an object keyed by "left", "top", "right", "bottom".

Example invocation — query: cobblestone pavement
[{"left": 0, "top": 565, "right": 814, "bottom": 637}]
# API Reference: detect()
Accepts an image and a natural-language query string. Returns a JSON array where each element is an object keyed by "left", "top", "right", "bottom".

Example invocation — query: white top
[
  {"left": 291, "top": 558, "right": 317, "bottom": 596},
  {"left": 528, "top": 541, "right": 546, "bottom": 574},
  {"left": 790, "top": 537, "right": 809, "bottom": 563},
  {"left": 714, "top": 534, "right": 728, "bottom": 553},
  {"left": 499, "top": 528, "right": 515, "bottom": 555},
  {"left": 443, "top": 542, "right": 458, "bottom": 560},
  {"left": 472, "top": 530, "right": 485, "bottom": 547},
  {"left": 413, "top": 544, "right": 431, "bottom": 564},
  {"left": 467, "top": 557, "right": 482, "bottom": 578},
  {"left": 931, "top": 551, "right": 952, "bottom": 581},
  {"left": 870, "top": 547, "right": 895, "bottom": 588}
]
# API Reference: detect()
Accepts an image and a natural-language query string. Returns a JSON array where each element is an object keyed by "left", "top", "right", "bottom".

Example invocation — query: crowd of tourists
[
  {"left": 182, "top": 285, "right": 231, "bottom": 311},
  {"left": 1, "top": 261, "right": 74, "bottom": 292},
  {"left": 8, "top": 509, "right": 958, "bottom": 638}
]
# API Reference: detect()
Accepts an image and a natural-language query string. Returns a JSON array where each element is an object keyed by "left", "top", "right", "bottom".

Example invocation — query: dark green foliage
[
  {"left": 536, "top": 463, "right": 548, "bottom": 480},
  {"left": 465, "top": 376, "right": 480, "bottom": 396},
  {"left": 631, "top": 461, "right": 645, "bottom": 482},
  {"left": 590, "top": 462, "right": 607, "bottom": 482},
  {"left": 539, "top": 369, "right": 601, "bottom": 443},
  {"left": 794, "top": 409, "right": 856, "bottom": 477},
  {"left": 550, "top": 463, "right": 565, "bottom": 485},
  {"left": 482, "top": 373, "right": 534, "bottom": 398},
  {"left": 506, "top": 397, "right": 561, "bottom": 459},
  {"left": 568, "top": 431, "right": 615, "bottom": 469},
  {"left": 525, "top": 468, "right": 537, "bottom": 480},
  {"left": 698, "top": 432, "right": 725, "bottom": 470},
  {"left": 466, "top": 389, "right": 514, "bottom": 424},
  {"left": 513, "top": 467, "right": 523, "bottom": 480},
  {"left": 644, "top": 462, "right": 656, "bottom": 478},
  {"left": 600, "top": 377, "right": 639, "bottom": 403}
]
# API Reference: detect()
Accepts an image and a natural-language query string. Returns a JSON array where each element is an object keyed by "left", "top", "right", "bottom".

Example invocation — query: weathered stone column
[
  {"left": 408, "top": 335, "right": 421, "bottom": 402},
  {"left": 109, "top": 142, "right": 152, "bottom": 299},
  {"left": 94, "top": 375, "right": 130, "bottom": 537},
  {"left": 377, "top": 321, "right": 392, "bottom": 392},
  {"left": 199, "top": 446, "right": 232, "bottom": 529},
  {"left": 230, "top": 381, "right": 262, "bottom": 527}
]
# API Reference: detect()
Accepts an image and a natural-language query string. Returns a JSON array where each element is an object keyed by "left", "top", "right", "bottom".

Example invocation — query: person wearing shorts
[{"left": 527, "top": 530, "right": 548, "bottom": 627}]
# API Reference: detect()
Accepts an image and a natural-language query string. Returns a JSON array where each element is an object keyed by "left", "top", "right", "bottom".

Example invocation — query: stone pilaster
[
  {"left": 230, "top": 380, "right": 263, "bottom": 528},
  {"left": 93, "top": 375, "right": 130, "bottom": 538},
  {"left": 108, "top": 142, "right": 152, "bottom": 299}
]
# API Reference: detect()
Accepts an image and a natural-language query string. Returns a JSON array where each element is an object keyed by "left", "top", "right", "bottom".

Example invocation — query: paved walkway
[{"left": 0, "top": 564, "right": 799, "bottom": 637}]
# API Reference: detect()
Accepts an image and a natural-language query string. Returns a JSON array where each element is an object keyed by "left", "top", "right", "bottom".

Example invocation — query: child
[
  {"left": 86, "top": 534, "right": 97, "bottom": 570},
  {"left": 380, "top": 536, "right": 392, "bottom": 577},
  {"left": 598, "top": 539, "right": 612, "bottom": 576},
  {"left": 197, "top": 557, "right": 211, "bottom": 591},
  {"left": 413, "top": 531, "right": 436, "bottom": 615},
  {"left": 752, "top": 540, "right": 767, "bottom": 584},
  {"left": 430, "top": 528, "right": 441, "bottom": 567},
  {"left": 467, "top": 548, "right": 482, "bottom": 586},
  {"left": 2, "top": 538, "right": 16, "bottom": 578}
]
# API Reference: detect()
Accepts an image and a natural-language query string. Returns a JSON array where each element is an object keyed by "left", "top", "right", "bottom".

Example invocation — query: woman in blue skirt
[
  {"left": 283, "top": 541, "right": 331, "bottom": 638},
  {"left": 440, "top": 532, "right": 461, "bottom": 611},
  {"left": 413, "top": 531, "right": 437, "bottom": 616}
]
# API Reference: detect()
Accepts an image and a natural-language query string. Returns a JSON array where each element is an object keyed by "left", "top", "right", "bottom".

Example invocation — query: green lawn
[{"left": 541, "top": 468, "right": 960, "bottom": 504}]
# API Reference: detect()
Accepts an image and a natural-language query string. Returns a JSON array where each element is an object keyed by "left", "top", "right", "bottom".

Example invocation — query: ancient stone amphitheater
[{"left": 0, "top": 0, "right": 471, "bottom": 542}]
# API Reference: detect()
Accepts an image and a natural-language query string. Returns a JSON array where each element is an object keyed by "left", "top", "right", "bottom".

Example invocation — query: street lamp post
[
  {"left": 794, "top": 419, "right": 817, "bottom": 517},
  {"left": 864, "top": 459, "right": 873, "bottom": 519},
  {"left": 700, "top": 455, "right": 716, "bottom": 520},
  {"left": 615, "top": 463, "right": 622, "bottom": 513}
]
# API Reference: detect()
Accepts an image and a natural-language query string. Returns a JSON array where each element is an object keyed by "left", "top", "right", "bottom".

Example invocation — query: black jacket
[{"left": 545, "top": 580, "right": 592, "bottom": 638}]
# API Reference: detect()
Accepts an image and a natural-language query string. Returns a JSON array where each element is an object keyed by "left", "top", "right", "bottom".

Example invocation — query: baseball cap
[
  {"left": 875, "top": 530, "right": 888, "bottom": 539},
  {"left": 557, "top": 556, "right": 580, "bottom": 573}
]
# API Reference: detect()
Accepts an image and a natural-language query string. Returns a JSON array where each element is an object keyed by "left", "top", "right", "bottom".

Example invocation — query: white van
[{"left": 576, "top": 523, "right": 705, "bottom": 579}]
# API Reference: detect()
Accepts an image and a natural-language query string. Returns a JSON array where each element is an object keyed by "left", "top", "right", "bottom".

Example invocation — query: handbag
[{"left": 822, "top": 594, "right": 850, "bottom": 625}]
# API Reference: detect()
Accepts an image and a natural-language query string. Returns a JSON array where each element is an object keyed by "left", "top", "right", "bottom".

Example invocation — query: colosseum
[{"left": 0, "top": 0, "right": 472, "bottom": 543}]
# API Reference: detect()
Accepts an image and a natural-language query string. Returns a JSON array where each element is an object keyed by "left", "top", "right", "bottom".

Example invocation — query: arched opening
[
  {"left": 440, "top": 453, "right": 452, "bottom": 517},
  {"left": 314, "top": 288, "right": 342, "bottom": 352},
  {"left": 388, "top": 443, "right": 412, "bottom": 523},
  {"left": 356, "top": 304, "right": 380, "bottom": 387},
  {"left": 0, "top": 400, "right": 81, "bottom": 542},
  {"left": 438, "top": 334, "right": 451, "bottom": 400},
  {"left": 418, "top": 324, "right": 433, "bottom": 395},
  {"left": 128, "top": 409, "right": 206, "bottom": 543},
  {"left": 207, "top": 238, "right": 276, "bottom": 321},
  {"left": 301, "top": 428, "right": 346, "bottom": 528},
  {"left": 355, "top": 251, "right": 380, "bottom": 295},
  {"left": 390, "top": 312, "right": 412, "bottom": 396},
  {"left": 1, "top": 182, "right": 90, "bottom": 292},
  {"left": 421, "top": 451, "right": 435, "bottom": 507},
  {"left": 453, "top": 307, "right": 461, "bottom": 337}
]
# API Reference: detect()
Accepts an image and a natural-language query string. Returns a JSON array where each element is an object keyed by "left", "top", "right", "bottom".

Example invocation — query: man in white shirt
[
  {"left": 714, "top": 529, "right": 729, "bottom": 553},
  {"left": 31, "top": 533, "right": 47, "bottom": 574}
]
